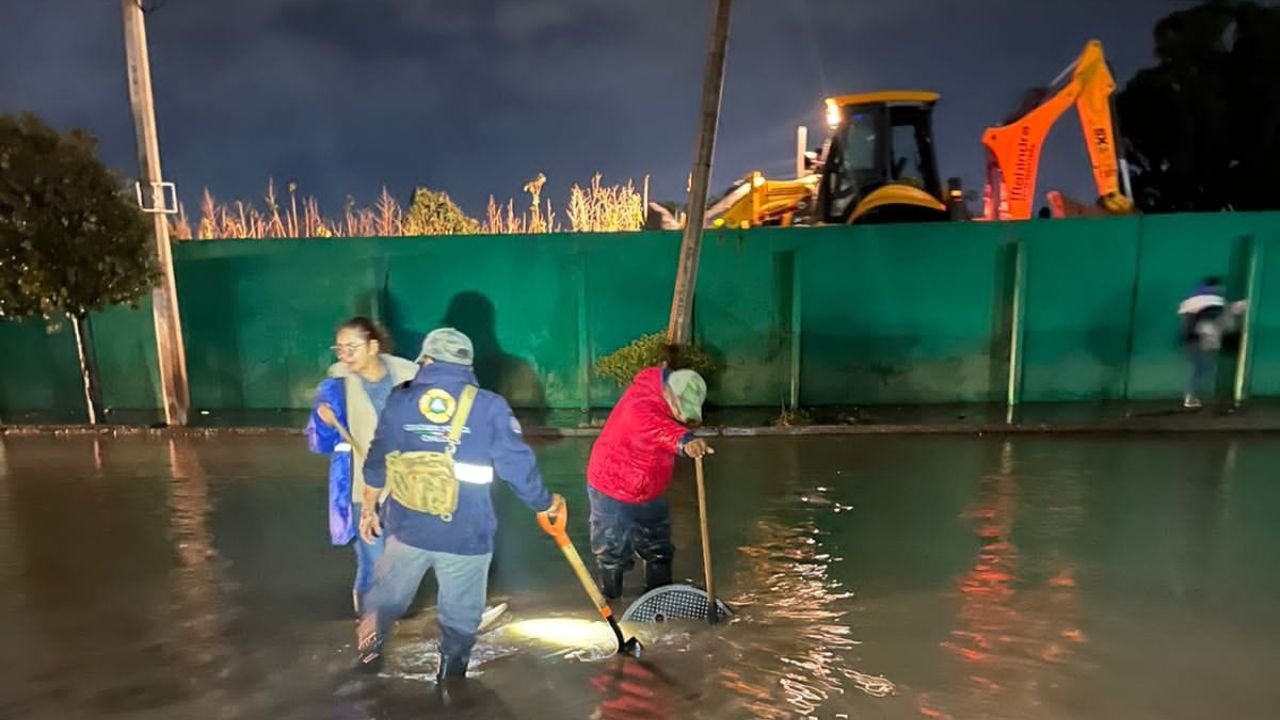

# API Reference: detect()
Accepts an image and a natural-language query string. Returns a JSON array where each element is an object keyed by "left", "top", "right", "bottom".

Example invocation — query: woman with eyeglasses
[{"left": 306, "top": 317, "right": 418, "bottom": 615}]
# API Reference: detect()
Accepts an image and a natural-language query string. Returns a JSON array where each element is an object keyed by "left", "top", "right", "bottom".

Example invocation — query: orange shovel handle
[{"left": 537, "top": 503, "right": 569, "bottom": 547}]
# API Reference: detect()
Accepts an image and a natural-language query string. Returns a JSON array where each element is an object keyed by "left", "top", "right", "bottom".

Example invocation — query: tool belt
[{"left": 386, "top": 385, "right": 478, "bottom": 522}]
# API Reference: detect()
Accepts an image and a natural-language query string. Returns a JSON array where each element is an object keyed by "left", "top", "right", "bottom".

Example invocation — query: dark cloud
[{"left": 0, "top": 0, "right": 1213, "bottom": 219}]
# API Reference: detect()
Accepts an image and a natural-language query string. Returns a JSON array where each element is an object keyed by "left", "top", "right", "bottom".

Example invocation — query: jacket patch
[
  {"left": 404, "top": 423, "right": 470, "bottom": 445},
  {"left": 418, "top": 388, "right": 457, "bottom": 423}
]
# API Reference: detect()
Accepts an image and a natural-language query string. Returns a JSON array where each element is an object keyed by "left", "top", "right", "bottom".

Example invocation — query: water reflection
[
  {"left": 0, "top": 434, "right": 1275, "bottom": 720},
  {"left": 162, "top": 439, "right": 231, "bottom": 703},
  {"left": 724, "top": 439, "right": 895, "bottom": 719},
  {"left": 588, "top": 656, "right": 685, "bottom": 720},
  {"left": 0, "top": 438, "right": 15, "bottom": 609},
  {"left": 923, "top": 441, "right": 1085, "bottom": 719}
]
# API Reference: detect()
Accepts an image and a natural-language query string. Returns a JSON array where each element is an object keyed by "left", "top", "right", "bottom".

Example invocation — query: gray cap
[
  {"left": 418, "top": 327, "right": 474, "bottom": 366},
  {"left": 666, "top": 369, "right": 707, "bottom": 423}
]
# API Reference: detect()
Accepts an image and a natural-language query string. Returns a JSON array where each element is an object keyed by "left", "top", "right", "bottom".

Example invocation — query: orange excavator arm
[{"left": 981, "top": 41, "right": 1129, "bottom": 221}]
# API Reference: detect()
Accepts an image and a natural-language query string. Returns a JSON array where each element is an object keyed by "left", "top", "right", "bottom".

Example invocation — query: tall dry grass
[
  {"left": 567, "top": 174, "right": 646, "bottom": 232},
  {"left": 172, "top": 174, "right": 650, "bottom": 240}
]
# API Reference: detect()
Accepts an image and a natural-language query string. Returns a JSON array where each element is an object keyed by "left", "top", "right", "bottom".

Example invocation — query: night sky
[{"left": 2, "top": 0, "right": 1209, "bottom": 220}]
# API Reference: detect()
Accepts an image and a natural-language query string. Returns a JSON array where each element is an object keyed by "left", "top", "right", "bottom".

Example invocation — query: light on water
[
  {"left": 497, "top": 618, "right": 619, "bottom": 651},
  {"left": 1, "top": 434, "right": 1277, "bottom": 719}
]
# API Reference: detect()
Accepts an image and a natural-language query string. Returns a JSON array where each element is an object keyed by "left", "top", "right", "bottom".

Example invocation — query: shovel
[
  {"left": 694, "top": 455, "right": 719, "bottom": 625},
  {"left": 538, "top": 502, "right": 642, "bottom": 657}
]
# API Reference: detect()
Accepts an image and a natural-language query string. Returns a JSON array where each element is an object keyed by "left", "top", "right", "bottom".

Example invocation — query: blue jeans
[
  {"left": 1186, "top": 346, "right": 1216, "bottom": 398},
  {"left": 358, "top": 535, "right": 492, "bottom": 661},
  {"left": 351, "top": 503, "right": 385, "bottom": 615},
  {"left": 588, "top": 486, "right": 674, "bottom": 573}
]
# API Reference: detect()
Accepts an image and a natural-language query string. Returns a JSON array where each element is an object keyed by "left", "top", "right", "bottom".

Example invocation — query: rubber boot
[
  {"left": 644, "top": 561, "right": 672, "bottom": 592},
  {"left": 599, "top": 566, "right": 624, "bottom": 600},
  {"left": 436, "top": 653, "right": 469, "bottom": 681},
  {"left": 356, "top": 631, "right": 384, "bottom": 674}
]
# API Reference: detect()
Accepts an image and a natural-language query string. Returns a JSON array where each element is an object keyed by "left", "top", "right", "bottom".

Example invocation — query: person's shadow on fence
[{"left": 441, "top": 292, "right": 547, "bottom": 423}]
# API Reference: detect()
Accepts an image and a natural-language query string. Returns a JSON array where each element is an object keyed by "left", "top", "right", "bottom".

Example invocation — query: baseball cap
[
  {"left": 418, "top": 327, "right": 474, "bottom": 366},
  {"left": 666, "top": 369, "right": 707, "bottom": 423}
]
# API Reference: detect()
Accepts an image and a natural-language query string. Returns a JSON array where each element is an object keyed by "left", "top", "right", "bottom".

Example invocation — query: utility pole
[
  {"left": 666, "top": 0, "right": 733, "bottom": 348},
  {"left": 795, "top": 125, "right": 808, "bottom": 179},
  {"left": 121, "top": 0, "right": 190, "bottom": 426}
]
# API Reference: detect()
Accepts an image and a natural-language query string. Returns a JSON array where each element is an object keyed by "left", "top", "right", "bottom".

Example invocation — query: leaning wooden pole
[
  {"left": 121, "top": 0, "right": 190, "bottom": 426},
  {"left": 666, "top": 0, "right": 734, "bottom": 348}
]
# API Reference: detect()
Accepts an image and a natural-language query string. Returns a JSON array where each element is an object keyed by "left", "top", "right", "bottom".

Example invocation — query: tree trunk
[{"left": 71, "top": 313, "right": 105, "bottom": 425}]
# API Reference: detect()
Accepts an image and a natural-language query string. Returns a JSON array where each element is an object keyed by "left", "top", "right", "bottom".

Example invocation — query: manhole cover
[{"left": 620, "top": 584, "right": 733, "bottom": 623}]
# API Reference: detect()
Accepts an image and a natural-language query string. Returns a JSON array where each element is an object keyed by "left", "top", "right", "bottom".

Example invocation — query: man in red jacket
[{"left": 587, "top": 367, "right": 714, "bottom": 599}]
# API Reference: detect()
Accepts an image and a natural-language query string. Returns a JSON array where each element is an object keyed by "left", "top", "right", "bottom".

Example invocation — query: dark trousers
[{"left": 588, "top": 486, "right": 674, "bottom": 573}]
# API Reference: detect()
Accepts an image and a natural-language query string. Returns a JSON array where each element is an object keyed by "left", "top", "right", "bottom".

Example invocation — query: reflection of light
[
  {"left": 501, "top": 618, "right": 618, "bottom": 650},
  {"left": 824, "top": 98, "right": 841, "bottom": 129}
]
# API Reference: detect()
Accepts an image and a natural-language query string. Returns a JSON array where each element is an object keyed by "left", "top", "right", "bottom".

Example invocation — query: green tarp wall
[{"left": 2, "top": 213, "right": 1277, "bottom": 420}]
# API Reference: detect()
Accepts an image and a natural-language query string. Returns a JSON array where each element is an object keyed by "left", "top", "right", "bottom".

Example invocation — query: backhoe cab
[
  {"left": 817, "top": 91, "right": 953, "bottom": 224},
  {"left": 708, "top": 91, "right": 961, "bottom": 228}
]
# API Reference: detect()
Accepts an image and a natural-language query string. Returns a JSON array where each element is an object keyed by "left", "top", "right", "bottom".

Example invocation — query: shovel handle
[
  {"left": 539, "top": 504, "right": 612, "bottom": 616},
  {"left": 695, "top": 456, "right": 718, "bottom": 624},
  {"left": 334, "top": 422, "right": 365, "bottom": 463},
  {"left": 537, "top": 503, "right": 569, "bottom": 546},
  {"left": 538, "top": 499, "right": 640, "bottom": 656}
]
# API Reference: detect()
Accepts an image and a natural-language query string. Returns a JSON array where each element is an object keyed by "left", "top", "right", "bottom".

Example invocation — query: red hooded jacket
[{"left": 588, "top": 367, "right": 693, "bottom": 504}]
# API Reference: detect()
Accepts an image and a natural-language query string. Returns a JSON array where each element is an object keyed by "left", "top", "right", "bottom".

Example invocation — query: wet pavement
[
  {"left": 7, "top": 398, "right": 1280, "bottom": 435},
  {"left": 0, "top": 433, "right": 1277, "bottom": 719}
]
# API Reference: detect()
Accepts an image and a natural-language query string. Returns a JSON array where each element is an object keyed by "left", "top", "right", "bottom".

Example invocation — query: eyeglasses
[{"left": 330, "top": 342, "right": 367, "bottom": 357}]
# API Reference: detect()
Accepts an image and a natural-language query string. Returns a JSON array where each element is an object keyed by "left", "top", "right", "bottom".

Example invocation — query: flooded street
[{"left": 0, "top": 433, "right": 1277, "bottom": 719}]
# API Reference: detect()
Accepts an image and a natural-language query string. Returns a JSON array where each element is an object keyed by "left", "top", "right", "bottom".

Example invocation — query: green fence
[{"left": 2, "top": 212, "right": 1277, "bottom": 421}]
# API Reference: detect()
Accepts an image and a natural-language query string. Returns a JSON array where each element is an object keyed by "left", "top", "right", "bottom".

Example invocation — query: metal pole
[
  {"left": 121, "top": 0, "right": 190, "bottom": 426},
  {"left": 667, "top": 0, "right": 733, "bottom": 347},
  {"left": 1233, "top": 235, "right": 1264, "bottom": 406},
  {"left": 795, "top": 125, "right": 808, "bottom": 179},
  {"left": 788, "top": 253, "right": 802, "bottom": 411},
  {"left": 1120, "top": 223, "right": 1144, "bottom": 400},
  {"left": 1006, "top": 242, "right": 1026, "bottom": 424}
]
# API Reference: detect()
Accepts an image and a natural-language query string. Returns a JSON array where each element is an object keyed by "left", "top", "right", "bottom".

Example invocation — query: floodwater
[{"left": 0, "top": 433, "right": 1277, "bottom": 719}]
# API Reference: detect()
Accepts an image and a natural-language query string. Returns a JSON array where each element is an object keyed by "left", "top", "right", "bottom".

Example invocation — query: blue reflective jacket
[
  {"left": 305, "top": 377, "right": 356, "bottom": 545},
  {"left": 364, "top": 361, "right": 553, "bottom": 555}
]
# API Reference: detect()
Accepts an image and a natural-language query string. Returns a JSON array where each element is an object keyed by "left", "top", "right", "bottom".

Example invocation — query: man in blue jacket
[{"left": 355, "top": 327, "right": 564, "bottom": 680}]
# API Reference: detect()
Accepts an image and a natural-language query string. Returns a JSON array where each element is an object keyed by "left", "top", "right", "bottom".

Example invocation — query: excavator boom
[{"left": 981, "top": 40, "right": 1130, "bottom": 221}]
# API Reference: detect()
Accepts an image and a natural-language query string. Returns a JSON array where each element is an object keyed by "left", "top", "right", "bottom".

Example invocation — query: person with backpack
[{"left": 355, "top": 328, "right": 564, "bottom": 681}]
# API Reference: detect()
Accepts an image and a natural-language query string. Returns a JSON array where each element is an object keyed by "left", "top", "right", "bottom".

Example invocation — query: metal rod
[
  {"left": 1006, "top": 242, "right": 1027, "bottom": 424},
  {"left": 1234, "top": 235, "right": 1264, "bottom": 406},
  {"left": 1121, "top": 223, "right": 1144, "bottom": 399},
  {"left": 789, "top": 254, "right": 802, "bottom": 411}
]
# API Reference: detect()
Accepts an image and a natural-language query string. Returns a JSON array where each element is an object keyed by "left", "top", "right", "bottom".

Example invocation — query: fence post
[
  {"left": 577, "top": 253, "right": 592, "bottom": 413},
  {"left": 1233, "top": 234, "right": 1264, "bottom": 406},
  {"left": 1121, "top": 220, "right": 1145, "bottom": 400},
  {"left": 1006, "top": 241, "right": 1027, "bottom": 424},
  {"left": 789, "top": 255, "right": 802, "bottom": 411}
]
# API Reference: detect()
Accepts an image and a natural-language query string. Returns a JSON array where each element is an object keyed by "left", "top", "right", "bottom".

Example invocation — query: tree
[
  {"left": 1118, "top": 1, "right": 1280, "bottom": 213},
  {"left": 0, "top": 113, "right": 156, "bottom": 423},
  {"left": 400, "top": 187, "right": 479, "bottom": 236}
]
